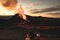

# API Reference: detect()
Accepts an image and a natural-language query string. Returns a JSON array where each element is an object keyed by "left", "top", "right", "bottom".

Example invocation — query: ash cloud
[
  {"left": 2, "top": 0, "right": 17, "bottom": 6},
  {"left": 28, "top": 5, "right": 60, "bottom": 18},
  {"left": 1, "top": 0, "right": 17, "bottom": 10},
  {"left": 29, "top": 5, "right": 60, "bottom": 13}
]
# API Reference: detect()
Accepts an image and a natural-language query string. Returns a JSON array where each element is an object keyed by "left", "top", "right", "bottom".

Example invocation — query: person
[
  {"left": 0, "top": 0, "right": 27, "bottom": 20},
  {"left": 29, "top": 30, "right": 35, "bottom": 40},
  {"left": 25, "top": 34, "right": 30, "bottom": 40},
  {"left": 35, "top": 33, "right": 41, "bottom": 40}
]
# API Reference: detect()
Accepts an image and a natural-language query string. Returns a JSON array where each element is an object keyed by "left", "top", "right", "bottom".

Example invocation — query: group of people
[{"left": 25, "top": 33, "right": 41, "bottom": 40}]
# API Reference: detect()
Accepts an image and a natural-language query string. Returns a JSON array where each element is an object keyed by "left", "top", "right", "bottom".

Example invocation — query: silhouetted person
[
  {"left": 35, "top": 33, "right": 41, "bottom": 40},
  {"left": 25, "top": 34, "right": 30, "bottom": 40},
  {"left": 29, "top": 30, "right": 35, "bottom": 40}
]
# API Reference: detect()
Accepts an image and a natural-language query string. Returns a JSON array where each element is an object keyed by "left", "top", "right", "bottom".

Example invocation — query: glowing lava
[
  {"left": 0, "top": 0, "right": 27, "bottom": 20},
  {"left": 18, "top": 5, "right": 27, "bottom": 21}
]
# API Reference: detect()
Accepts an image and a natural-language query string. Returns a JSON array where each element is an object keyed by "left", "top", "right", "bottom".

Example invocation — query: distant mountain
[
  {"left": 0, "top": 14, "right": 60, "bottom": 26},
  {"left": 0, "top": 14, "right": 26, "bottom": 26},
  {"left": 26, "top": 15, "right": 60, "bottom": 26}
]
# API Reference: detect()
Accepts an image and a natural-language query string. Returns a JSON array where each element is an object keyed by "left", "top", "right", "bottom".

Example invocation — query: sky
[
  {"left": 0, "top": 0, "right": 60, "bottom": 18},
  {"left": 18, "top": 0, "right": 60, "bottom": 18},
  {"left": 19, "top": 0, "right": 60, "bottom": 18}
]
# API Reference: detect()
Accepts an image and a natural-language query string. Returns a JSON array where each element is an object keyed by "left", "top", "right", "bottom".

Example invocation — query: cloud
[
  {"left": 42, "top": 12, "right": 60, "bottom": 18},
  {"left": 27, "top": 5, "right": 60, "bottom": 18},
  {"left": 30, "top": 2, "right": 39, "bottom": 6},
  {"left": 1, "top": 0, "right": 17, "bottom": 10},
  {"left": 46, "top": 12, "right": 60, "bottom": 16},
  {"left": 25, "top": 2, "right": 39, "bottom": 9},
  {"left": 29, "top": 5, "right": 60, "bottom": 13}
]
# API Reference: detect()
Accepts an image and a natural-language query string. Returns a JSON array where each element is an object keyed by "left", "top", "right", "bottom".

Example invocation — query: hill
[{"left": 0, "top": 14, "right": 60, "bottom": 26}]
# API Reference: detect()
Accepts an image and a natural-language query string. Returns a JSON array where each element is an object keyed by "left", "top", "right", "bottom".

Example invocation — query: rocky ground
[{"left": 0, "top": 24, "right": 60, "bottom": 40}]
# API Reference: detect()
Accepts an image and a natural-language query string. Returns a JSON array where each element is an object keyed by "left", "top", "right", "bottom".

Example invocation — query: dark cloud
[
  {"left": 29, "top": 5, "right": 60, "bottom": 13},
  {"left": 46, "top": 12, "right": 60, "bottom": 15}
]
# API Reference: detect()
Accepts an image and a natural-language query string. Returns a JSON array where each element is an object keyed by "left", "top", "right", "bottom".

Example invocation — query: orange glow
[
  {"left": 0, "top": 0, "right": 27, "bottom": 20},
  {"left": 1, "top": 0, "right": 17, "bottom": 10},
  {"left": 18, "top": 5, "right": 27, "bottom": 21},
  {"left": 0, "top": 0, "right": 17, "bottom": 16}
]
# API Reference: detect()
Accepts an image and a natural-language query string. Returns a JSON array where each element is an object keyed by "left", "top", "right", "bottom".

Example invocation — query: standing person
[
  {"left": 35, "top": 33, "right": 41, "bottom": 40},
  {"left": 25, "top": 34, "right": 30, "bottom": 40},
  {"left": 29, "top": 30, "right": 35, "bottom": 40}
]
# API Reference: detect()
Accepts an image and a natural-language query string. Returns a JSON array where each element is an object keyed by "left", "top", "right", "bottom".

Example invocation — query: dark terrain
[{"left": 0, "top": 14, "right": 60, "bottom": 40}]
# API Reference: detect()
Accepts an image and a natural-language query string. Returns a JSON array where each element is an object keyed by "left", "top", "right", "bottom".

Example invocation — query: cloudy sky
[
  {"left": 18, "top": 0, "right": 60, "bottom": 18},
  {"left": 0, "top": 0, "right": 60, "bottom": 18}
]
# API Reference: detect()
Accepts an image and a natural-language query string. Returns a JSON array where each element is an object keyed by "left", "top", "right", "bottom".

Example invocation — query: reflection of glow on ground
[{"left": 17, "top": 23, "right": 60, "bottom": 29}]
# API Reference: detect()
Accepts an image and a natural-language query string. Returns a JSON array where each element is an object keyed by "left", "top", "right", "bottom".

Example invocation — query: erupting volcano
[
  {"left": 18, "top": 5, "right": 27, "bottom": 21},
  {"left": 0, "top": 0, "right": 27, "bottom": 21}
]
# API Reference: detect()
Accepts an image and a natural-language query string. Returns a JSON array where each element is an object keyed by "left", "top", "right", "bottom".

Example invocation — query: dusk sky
[
  {"left": 18, "top": 0, "right": 60, "bottom": 18},
  {"left": 0, "top": 0, "right": 60, "bottom": 18}
]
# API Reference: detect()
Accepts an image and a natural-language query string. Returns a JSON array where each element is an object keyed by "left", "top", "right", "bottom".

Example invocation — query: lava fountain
[
  {"left": 18, "top": 5, "right": 27, "bottom": 21},
  {"left": 0, "top": 0, "right": 27, "bottom": 21}
]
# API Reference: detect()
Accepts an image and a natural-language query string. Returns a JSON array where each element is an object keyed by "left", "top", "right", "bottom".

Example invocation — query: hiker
[
  {"left": 35, "top": 33, "right": 41, "bottom": 40},
  {"left": 25, "top": 34, "right": 30, "bottom": 40},
  {"left": 29, "top": 30, "right": 35, "bottom": 40}
]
